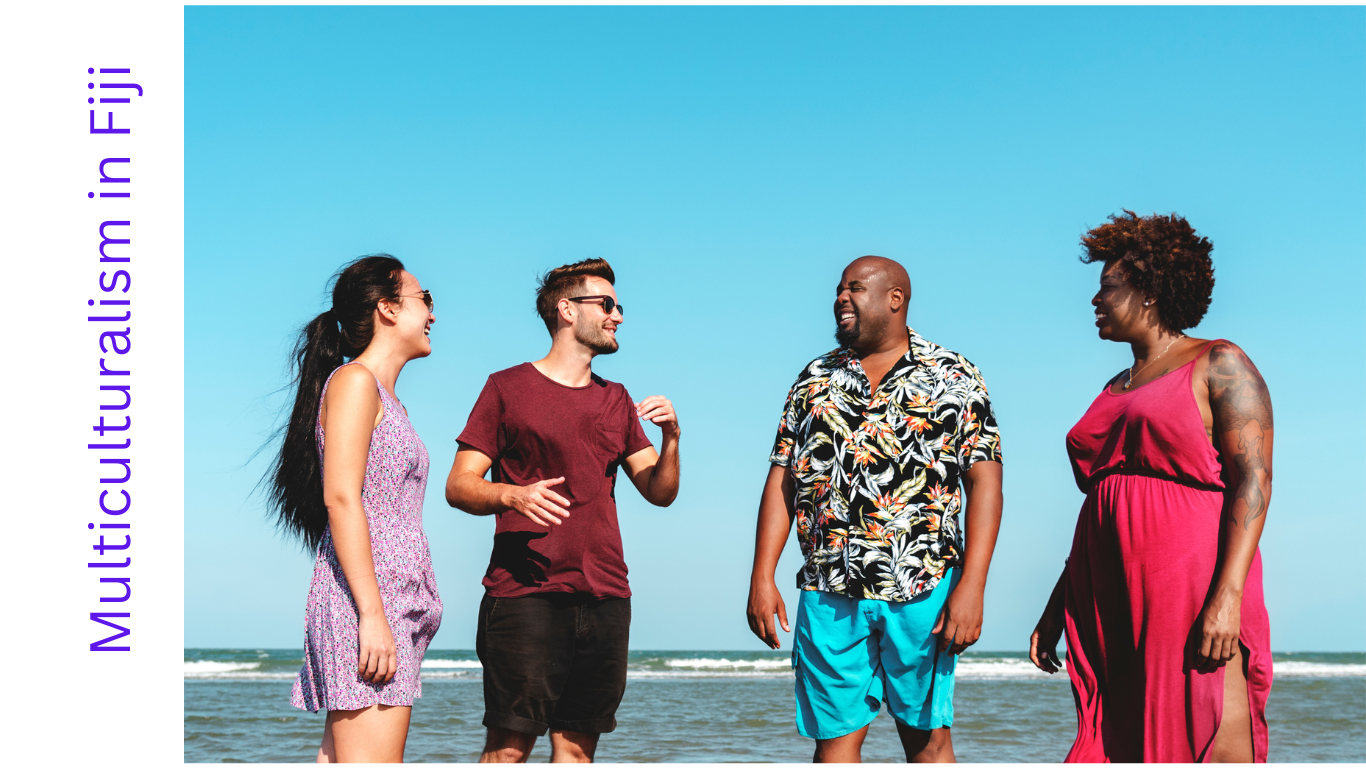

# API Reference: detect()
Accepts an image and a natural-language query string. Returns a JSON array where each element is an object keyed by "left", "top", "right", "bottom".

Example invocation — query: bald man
[{"left": 747, "top": 256, "right": 1004, "bottom": 763}]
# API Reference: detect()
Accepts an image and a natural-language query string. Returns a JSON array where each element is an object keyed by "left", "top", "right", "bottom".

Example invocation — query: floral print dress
[{"left": 291, "top": 363, "right": 442, "bottom": 712}]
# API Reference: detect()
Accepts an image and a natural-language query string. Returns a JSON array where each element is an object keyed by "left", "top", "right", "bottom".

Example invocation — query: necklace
[{"left": 1124, "top": 336, "right": 1185, "bottom": 390}]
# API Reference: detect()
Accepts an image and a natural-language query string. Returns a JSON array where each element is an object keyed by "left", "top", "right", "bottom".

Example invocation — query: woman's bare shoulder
[{"left": 322, "top": 364, "right": 381, "bottom": 410}]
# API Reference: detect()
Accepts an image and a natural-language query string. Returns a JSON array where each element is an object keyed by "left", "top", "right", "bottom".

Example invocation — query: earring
[{"left": 1144, "top": 301, "right": 1152, "bottom": 306}]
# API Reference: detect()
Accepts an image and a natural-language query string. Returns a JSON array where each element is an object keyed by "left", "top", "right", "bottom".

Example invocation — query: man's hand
[
  {"left": 933, "top": 581, "right": 984, "bottom": 655},
  {"left": 447, "top": 447, "right": 573, "bottom": 524},
  {"left": 746, "top": 578, "right": 791, "bottom": 650},
  {"left": 624, "top": 396, "right": 682, "bottom": 507},
  {"left": 636, "top": 395, "right": 679, "bottom": 439},
  {"left": 501, "top": 477, "right": 571, "bottom": 527}
]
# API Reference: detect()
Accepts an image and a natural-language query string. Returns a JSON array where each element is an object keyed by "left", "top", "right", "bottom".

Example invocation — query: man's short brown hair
[{"left": 535, "top": 258, "right": 617, "bottom": 334}]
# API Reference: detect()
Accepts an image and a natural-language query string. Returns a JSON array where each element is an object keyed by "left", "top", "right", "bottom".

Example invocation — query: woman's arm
[
  {"left": 1196, "top": 341, "right": 1274, "bottom": 671},
  {"left": 320, "top": 366, "right": 395, "bottom": 685},
  {"left": 1029, "top": 569, "right": 1067, "bottom": 673}
]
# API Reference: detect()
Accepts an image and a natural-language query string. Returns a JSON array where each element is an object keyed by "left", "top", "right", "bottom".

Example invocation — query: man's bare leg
[
  {"left": 550, "top": 730, "right": 600, "bottom": 763},
  {"left": 1209, "top": 644, "right": 1254, "bottom": 763},
  {"left": 896, "top": 722, "right": 955, "bottom": 763},
  {"left": 480, "top": 727, "right": 538, "bottom": 763},
  {"left": 814, "top": 724, "right": 870, "bottom": 763}
]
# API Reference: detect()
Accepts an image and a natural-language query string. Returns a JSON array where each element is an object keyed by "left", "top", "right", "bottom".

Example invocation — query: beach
[{"left": 185, "top": 649, "right": 1364, "bottom": 763}]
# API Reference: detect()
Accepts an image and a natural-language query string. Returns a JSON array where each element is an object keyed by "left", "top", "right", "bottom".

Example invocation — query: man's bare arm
[
  {"left": 444, "top": 447, "right": 571, "bottom": 527},
  {"left": 624, "top": 395, "right": 681, "bottom": 507},
  {"left": 746, "top": 465, "right": 797, "bottom": 649},
  {"left": 934, "top": 459, "right": 1003, "bottom": 654}
]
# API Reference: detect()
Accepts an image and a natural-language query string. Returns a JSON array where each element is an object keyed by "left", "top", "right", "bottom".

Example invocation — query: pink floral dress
[{"left": 291, "top": 363, "right": 442, "bottom": 712}]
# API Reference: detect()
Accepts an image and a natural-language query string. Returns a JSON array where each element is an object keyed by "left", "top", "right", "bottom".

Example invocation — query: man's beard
[
  {"left": 835, "top": 317, "right": 860, "bottom": 348},
  {"left": 835, "top": 311, "right": 885, "bottom": 349},
  {"left": 576, "top": 322, "right": 619, "bottom": 355}
]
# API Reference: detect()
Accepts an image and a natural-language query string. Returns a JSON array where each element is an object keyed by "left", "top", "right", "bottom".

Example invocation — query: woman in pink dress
[
  {"left": 1029, "top": 212, "right": 1274, "bottom": 762},
  {"left": 266, "top": 255, "right": 442, "bottom": 762}
]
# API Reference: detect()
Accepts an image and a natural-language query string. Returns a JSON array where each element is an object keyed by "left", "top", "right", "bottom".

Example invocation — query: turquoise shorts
[{"left": 792, "top": 569, "right": 960, "bottom": 740}]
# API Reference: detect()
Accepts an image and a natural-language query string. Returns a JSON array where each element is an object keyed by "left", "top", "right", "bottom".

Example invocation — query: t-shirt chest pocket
[{"left": 594, "top": 418, "right": 627, "bottom": 461}]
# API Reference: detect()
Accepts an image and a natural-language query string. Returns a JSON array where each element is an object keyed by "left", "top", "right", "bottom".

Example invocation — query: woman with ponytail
[{"left": 267, "top": 255, "right": 442, "bottom": 762}]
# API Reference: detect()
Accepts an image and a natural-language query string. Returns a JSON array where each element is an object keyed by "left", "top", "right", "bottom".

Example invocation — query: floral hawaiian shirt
[{"left": 769, "top": 328, "right": 1002, "bottom": 602}]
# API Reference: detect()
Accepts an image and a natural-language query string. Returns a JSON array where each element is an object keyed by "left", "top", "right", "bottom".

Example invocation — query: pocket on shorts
[{"left": 482, "top": 596, "right": 501, "bottom": 629}]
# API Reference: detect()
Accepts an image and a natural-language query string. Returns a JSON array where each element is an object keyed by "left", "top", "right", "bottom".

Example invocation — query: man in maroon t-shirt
[{"left": 445, "top": 257, "right": 681, "bottom": 763}]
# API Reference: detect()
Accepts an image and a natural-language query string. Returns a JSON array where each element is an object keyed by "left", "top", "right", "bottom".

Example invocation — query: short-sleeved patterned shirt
[{"left": 769, "top": 328, "right": 1002, "bottom": 602}]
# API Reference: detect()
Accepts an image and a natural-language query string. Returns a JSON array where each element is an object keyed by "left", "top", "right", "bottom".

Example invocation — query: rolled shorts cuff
[
  {"left": 483, "top": 710, "right": 549, "bottom": 737},
  {"left": 548, "top": 716, "right": 618, "bottom": 735}
]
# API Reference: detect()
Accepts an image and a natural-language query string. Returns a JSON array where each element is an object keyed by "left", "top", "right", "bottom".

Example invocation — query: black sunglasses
[
  {"left": 568, "top": 295, "right": 623, "bottom": 316},
  {"left": 400, "top": 290, "right": 433, "bottom": 311}
]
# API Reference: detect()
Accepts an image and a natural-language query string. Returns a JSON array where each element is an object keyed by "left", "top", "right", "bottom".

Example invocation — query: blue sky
[{"left": 186, "top": 6, "right": 1365, "bottom": 651}]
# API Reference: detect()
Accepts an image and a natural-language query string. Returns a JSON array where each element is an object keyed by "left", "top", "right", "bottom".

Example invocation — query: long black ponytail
[{"left": 266, "top": 254, "right": 406, "bottom": 550}]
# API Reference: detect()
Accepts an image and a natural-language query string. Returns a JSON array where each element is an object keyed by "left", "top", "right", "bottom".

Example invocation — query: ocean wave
[
  {"left": 955, "top": 658, "right": 1057, "bottom": 679},
  {"left": 628, "top": 670, "right": 790, "bottom": 679},
  {"left": 185, "top": 660, "right": 260, "bottom": 674},
  {"left": 1274, "top": 661, "right": 1366, "bottom": 678},
  {"left": 663, "top": 657, "right": 791, "bottom": 670},
  {"left": 184, "top": 660, "right": 298, "bottom": 680},
  {"left": 421, "top": 659, "right": 483, "bottom": 669}
]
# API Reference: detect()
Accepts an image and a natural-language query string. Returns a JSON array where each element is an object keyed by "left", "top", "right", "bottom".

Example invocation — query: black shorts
[{"left": 476, "top": 593, "right": 631, "bottom": 736}]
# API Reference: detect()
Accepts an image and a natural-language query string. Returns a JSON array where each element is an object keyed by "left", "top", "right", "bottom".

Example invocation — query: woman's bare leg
[
  {"left": 319, "top": 704, "right": 412, "bottom": 763},
  {"left": 317, "top": 713, "right": 337, "bottom": 763},
  {"left": 1209, "top": 644, "right": 1253, "bottom": 763}
]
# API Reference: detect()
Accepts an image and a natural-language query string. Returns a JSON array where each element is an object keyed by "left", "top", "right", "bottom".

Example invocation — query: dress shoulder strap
[
  {"left": 1187, "top": 337, "right": 1225, "bottom": 370},
  {"left": 1196, "top": 338, "right": 1225, "bottom": 359},
  {"left": 1180, "top": 338, "right": 1227, "bottom": 386}
]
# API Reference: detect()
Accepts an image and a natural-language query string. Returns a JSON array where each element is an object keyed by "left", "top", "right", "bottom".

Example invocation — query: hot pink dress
[{"left": 1062, "top": 341, "right": 1272, "bottom": 762}]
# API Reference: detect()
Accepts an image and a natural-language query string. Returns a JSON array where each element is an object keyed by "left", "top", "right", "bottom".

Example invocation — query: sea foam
[
  {"left": 421, "top": 659, "right": 483, "bottom": 669},
  {"left": 1273, "top": 661, "right": 1366, "bottom": 678},
  {"left": 185, "top": 660, "right": 260, "bottom": 674},
  {"left": 665, "top": 657, "right": 791, "bottom": 670},
  {"left": 183, "top": 660, "right": 295, "bottom": 680}
]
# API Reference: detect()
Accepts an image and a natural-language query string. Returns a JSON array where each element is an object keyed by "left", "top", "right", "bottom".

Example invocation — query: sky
[{"left": 185, "top": 6, "right": 1365, "bottom": 652}]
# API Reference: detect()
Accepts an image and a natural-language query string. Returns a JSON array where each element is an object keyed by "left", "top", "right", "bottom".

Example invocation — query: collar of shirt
[{"left": 828, "top": 328, "right": 925, "bottom": 400}]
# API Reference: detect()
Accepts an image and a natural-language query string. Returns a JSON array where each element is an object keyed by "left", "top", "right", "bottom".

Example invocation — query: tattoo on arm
[
  {"left": 1232, "top": 424, "right": 1267, "bottom": 528},
  {"left": 1208, "top": 343, "right": 1274, "bottom": 530}
]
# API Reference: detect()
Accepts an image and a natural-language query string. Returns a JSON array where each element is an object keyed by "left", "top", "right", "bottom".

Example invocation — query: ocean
[{"left": 185, "top": 649, "right": 1365, "bottom": 763}]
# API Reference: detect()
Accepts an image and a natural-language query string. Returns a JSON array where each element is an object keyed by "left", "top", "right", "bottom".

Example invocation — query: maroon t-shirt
[{"left": 457, "top": 363, "right": 653, "bottom": 599}]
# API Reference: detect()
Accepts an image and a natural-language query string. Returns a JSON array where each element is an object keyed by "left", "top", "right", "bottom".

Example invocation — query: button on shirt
[{"left": 769, "top": 329, "right": 1003, "bottom": 602}]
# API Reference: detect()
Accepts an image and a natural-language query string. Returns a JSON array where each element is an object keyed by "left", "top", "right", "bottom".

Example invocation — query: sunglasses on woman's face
[
  {"left": 568, "top": 295, "right": 623, "bottom": 317},
  {"left": 400, "top": 290, "right": 433, "bottom": 311}
]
